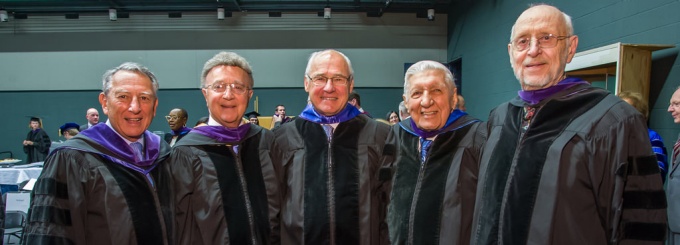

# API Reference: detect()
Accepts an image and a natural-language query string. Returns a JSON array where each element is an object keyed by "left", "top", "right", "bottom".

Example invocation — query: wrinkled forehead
[{"left": 512, "top": 7, "right": 567, "bottom": 38}]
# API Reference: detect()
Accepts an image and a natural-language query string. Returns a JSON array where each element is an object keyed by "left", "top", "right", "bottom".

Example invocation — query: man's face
[
  {"left": 29, "top": 121, "right": 40, "bottom": 130},
  {"left": 166, "top": 109, "right": 187, "bottom": 131},
  {"left": 275, "top": 106, "right": 286, "bottom": 117},
  {"left": 305, "top": 51, "right": 354, "bottom": 116},
  {"left": 86, "top": 109, "right": 100, "bottom": 125},
  {"left": 202, "top": 65, "right": 253, "bottom": 128},
  {"left": 99, "top": 70, "right": 158, "bottom": 142},
  {"left": 249, "top": 117, "right": 259, "bottom": 125},
  {"left": 668, "top": 88, "right": 680, "bottom": 123},
  {"left": 404, "top": 69, "right": 456, "bottom": 131},
  {"left": 508, "top": 5, "right": 578, "bottom": 91}
]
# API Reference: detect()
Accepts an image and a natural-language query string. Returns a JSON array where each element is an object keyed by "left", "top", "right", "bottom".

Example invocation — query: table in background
[{"left": 0, "top": 165, "right": 43, "bottom": 194}]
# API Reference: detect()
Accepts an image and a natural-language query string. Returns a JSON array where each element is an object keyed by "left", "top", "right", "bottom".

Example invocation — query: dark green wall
[
  {"left": 0, "top": 87, "right": 402, "bottom": 162},
  {"left": 448, "top": 0, "right": 680, "bottom": 149}
]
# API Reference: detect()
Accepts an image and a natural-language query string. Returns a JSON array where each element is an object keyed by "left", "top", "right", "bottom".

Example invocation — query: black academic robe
[
  {"left": 169, "top": 124, "right": 280, "bottom": 245},
  {"left": 23, "top": 131, "right": 173, "bottom": 245},
  {"left": 23, "top": 129, "right": 51, "bottom": 163},
  {"left": 471, "top": 84, "right": 667, "bottom": 244},
  {"left": 387, "top": 115, "right": 484, "bottom": 245},
  {"left": 271, "top": 115, "right": 394, "bottom": 245}
]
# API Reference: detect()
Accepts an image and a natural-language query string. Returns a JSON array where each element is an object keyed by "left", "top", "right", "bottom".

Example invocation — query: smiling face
[
  {"left": 305, "top": 51, "right": 354, "bottom": 116},
  {"left": 388, "top": 112, "right": 399, "bottom": 125},
  {"left": 509, "top": 5, "right": 578, "bottom": 91},
  {"left": 202, "top": 65, "right": 253, "bottom": 128},
  {"left": 668, "top": 88, "right": 680, "bottom": 124},
  {"left": 404, "top": 69, "right": 456, "bottom": 131},
  {"left": 99, "top": 70, "right": 158, "bottom": 142}
]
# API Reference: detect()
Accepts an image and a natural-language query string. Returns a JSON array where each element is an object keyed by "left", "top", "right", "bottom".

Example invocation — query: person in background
[
  {"left": 194, "top": 116, "right": 209, "bottom": 127},
  {"left": 245, "top": 111, "right": 261, "bottom": 125},
  {"left": 272, "top": 49, "right": 393, "bottom": 245},
  {"left": 271, "top": 104, "right": 293, "bottom": 129},
  {"left": 164, "top": 108, "right": 190, "bottom": 147},
  {"left": 398, "top": 101, "right": 410, "bottom": 121},
  {"left": 349, "top": 91, "right": 372, "bottom": 118},
  {"left": 457, "top": 94, "right": 467, "bottom": 111},
  {"left": 386, "top": 110, "right": 399, "bottom": 125},
  {"left": 387, "top": 60, "right": 484, "bottom": 245},
  {"left": 666, "top": 86, "right": 680, "bottom": 244},
  {"left": 618, "top": 91, "right": 667, "bottom": 182},
  {"left": 59, "top": 122, "right": 81, "bottom": 140},
  {"left": 79, "top": 108, "right": 100, "bottom": 131},
  {"left": 24, "top": 62, "right": 174, "bottom": 244},
  {"left": 23, "top": 117, "right": 51, "bottom": 163},
  {"left": 471, "top": 4, "right": 666, "bottom": 244},
  {"left": 169, "top": 51, "right": 280, "bottom": 244}
]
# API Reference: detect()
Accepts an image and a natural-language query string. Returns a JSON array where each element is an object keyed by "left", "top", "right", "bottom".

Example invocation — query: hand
[{"left": 273, "top": 114, "right": 282, "bottom": 123}]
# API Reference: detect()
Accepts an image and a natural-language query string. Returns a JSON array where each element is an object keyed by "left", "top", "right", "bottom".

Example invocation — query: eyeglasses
[
  {"left": 306, "top": 74, "right": 351, "bottom": 87},
  {"left": 205, "top": 82, "right": 250, "bottom": 94},
  {"left": 165, "top": 115, "right": 182, "bottom": 121},
  {"left": 510, "top": 34, "right": 571, "bottom": 51},
  {"left": 670, "top": 102, "right": 680, "bottom": 108}
]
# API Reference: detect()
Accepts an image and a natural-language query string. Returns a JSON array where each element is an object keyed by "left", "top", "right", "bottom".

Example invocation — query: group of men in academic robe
[{"left": 22, "top": 4, "right": 667, "bottom": 245}]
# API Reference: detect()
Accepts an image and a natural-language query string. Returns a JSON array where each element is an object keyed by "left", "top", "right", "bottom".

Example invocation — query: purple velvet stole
[
  {"left": 517, "top": 77, "right": 589, "bottom": 105},
  {"left": 298, "top": 103, "right": 362, "bottom": 124},
  {"left": 79, "top": 123, "right": 162, "bottom": 170},
  {"left": 408, "top": 109, "right": 467, "bottom": 139},
  {"left": 191, "top": 123, "right": 251, "bottom": 143},
  {"left": 170, "top": 126, "right": 192, "bottom": 136}
]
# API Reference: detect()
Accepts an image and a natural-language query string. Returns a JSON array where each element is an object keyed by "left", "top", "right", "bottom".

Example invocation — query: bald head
[
  {"left": 510, "top": 4, "right": 573, "bottom": 41},
  {"left": 86, "top": 108, "right": 100, "bottom": 125}
]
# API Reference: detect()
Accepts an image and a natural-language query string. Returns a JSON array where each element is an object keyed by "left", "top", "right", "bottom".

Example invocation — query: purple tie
[{"left": 322, "top": 124, "right": 334, "bottom": 141}]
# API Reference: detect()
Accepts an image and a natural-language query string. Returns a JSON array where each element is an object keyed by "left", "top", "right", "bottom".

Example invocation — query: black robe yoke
[
  {"left": 472, "top": 84, "right": 667, "bottom": 244},
  {"left": 23, "top": 133, "right": 173, "bottom": 245},
  {"left": 169, "top": 125, "right": 280, "bottom": 245},
  {"left": 387, "top": 115, "right": 484, "bottom": 245},
  {"left": 272, "top": 114, "right": 394, "bottom": 245}
]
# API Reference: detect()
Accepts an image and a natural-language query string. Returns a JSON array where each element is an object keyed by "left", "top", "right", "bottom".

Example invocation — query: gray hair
[
  {"left": 102, "top": 62, "right": 159, "bottom": 95},
  {"left": 403, "top": 60, "right": 456, "bottom": 97},
  {"left": 304, "top": 49, "right": 355, "bottom": 77},
  {"left": 201, "top": 51, "right": 254, "bottom": 88},
  {"left": 398, "top": 101, "right": 408, "bottom": 120}
]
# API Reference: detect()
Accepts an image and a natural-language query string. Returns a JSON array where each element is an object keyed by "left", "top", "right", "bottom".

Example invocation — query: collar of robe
[
  {"left": 517, "top": 77, "right": 589, "bottom": 105},
  {"left": 79, "top": 123, "right": 161, "bottom": 168},
  {"left": 191, "top": 123, "right": 250, "bottom": 143},
  {"left": 170, "top": 126, "right": 192, "bottom": 136},
  {"left": 298, "top": 103, "right": 361, "bottom": 124}
]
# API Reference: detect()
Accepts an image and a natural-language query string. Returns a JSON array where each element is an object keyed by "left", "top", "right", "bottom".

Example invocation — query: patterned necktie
[
  {"left": 522, "top": 106, "right": 536, "bottom": 131},
  {"left": 322, "top": 124, "right": 334, "bottom": 141},
  {"left": 420, "top": 137, "right": 433, "bottom": 164},
  {"left": 673, "top": 139, "right": 680, "bottom": 162},
  {"left": 130, "top": 142, "right": 144, "bottom": 161}
]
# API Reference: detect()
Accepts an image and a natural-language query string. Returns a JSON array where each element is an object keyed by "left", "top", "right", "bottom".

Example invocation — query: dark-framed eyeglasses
[
  {"left": 204, "top": 82, "right": 250, "bottom": 94},
  {"left": 510, "top": 34, "right": 571, "bottom": 51},
  {"left": 306, "top": 74, "right": 351, "bottom": 87}
]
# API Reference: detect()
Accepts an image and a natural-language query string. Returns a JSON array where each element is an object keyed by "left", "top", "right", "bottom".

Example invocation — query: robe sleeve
[{"left": 23, "top": 149, "right": 89, "bottom": 245}]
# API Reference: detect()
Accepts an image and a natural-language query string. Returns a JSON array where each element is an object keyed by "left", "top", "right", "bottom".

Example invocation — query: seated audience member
[
  {"left": 23, "top": 116, "right": 51, "bottom": 163},
  {"left": 270, "top": 104, "right": 293, "bottom": 129},
  {"left": 398, "top": 101, "right": 410, "bottom": 120},
  {"left": 349, "top": 91, "right": 372, "bottom": 118},
  {"left": 619, "top": 91, "right": 667, "bottom": 182},
  {"left": 23, "top": 62, "right": 174, "bottom": 244},
  {"left": 164, "top": 108, "right": 191, "bottom": 147},
  {"left": 194, "top": 116, "right": 209, "bottom": 127},
  {"left": 387, "top": 60, "right": 484, "bottom": 245},
  {"left": 59, "top": 122, "right": 81, "bottom": 140},
  {"left": 457, "top": 94, "right": 467, "bottom": 111},
  {"left": 245, "top": 111, "right": 261, "bottom": 125},
  {"left": 168, "top": 51, "right": 280, "bottom": 244},
  {"left": 386, "top": 110, "right": 400, "bottom": 125}
]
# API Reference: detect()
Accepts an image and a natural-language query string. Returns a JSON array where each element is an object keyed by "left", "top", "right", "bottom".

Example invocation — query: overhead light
[
  {"left": 109, "top": 8, "right": 117, "bottom": 21},
  {"left": 217, "top": 7, "right": 225, "bottom": 20},
  {"left": 0, "top": 10, "right": 7, "bottom": 22},
  {"left": 269, "top": 12, "right": 281, "bottom": 17},
  {"left": 323, "top": 7, "right": 331, "bottom": 19},
  {"left": 169, "top": 12, "right": 182, "bottom": 18},
  {"left": 427, "top": 9, "right": 435, "bottom": 21}
]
